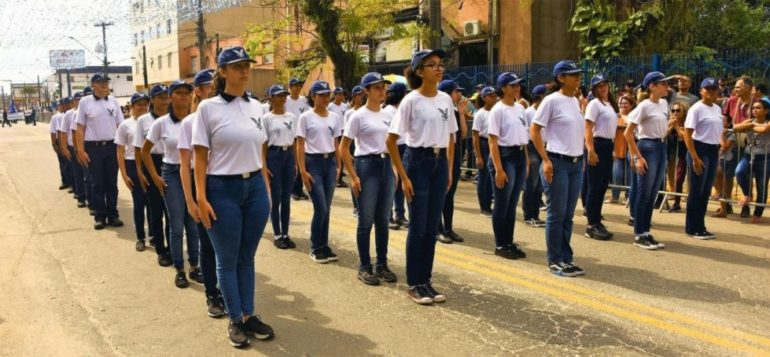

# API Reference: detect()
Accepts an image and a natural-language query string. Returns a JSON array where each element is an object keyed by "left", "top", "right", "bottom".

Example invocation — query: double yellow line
[{"left": 307, "top": 205, "right": 770, "bottom": 355}]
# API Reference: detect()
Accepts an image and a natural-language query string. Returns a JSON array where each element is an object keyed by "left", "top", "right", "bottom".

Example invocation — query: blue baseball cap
[
  {"left": 268, "top": 84, "right": 290, "bottom": 97},
  {"left": 217, "top": 46, "right": 255, "bottom": 67},
  {"left": 309, "top": 80, "right": 332, "bottom": 95},
  {"left": 700, "top": 77, "right": 719, "bottom": 89},
  {"left": 90, "top": 72, "right": 110, "bottom": 82},
  {"left": 72, "top": 92, "right": 84, "bottom": 100},
  {"left": 387, "top": 82, "right": 407, "bottom": 96},
  {"left": 411, "top": 49, "right": 447, "bottom": 71},
  {"left": 149, "top": 84, "right": 168, "bottom": 98},
  {"left": 532, "top": 84, "right": 547, "bottom": 96},
  {"left": 438, "top": 80, "right": 464, "bottom": 94},
  {"left": 52, "top": 100, "right": 58, "bottom": 107},
  {"left": 168, "top": 80, "right": 193, "bottom": 95},
  {"left": 333, "top": 87, "right": 345, "bottom": 95},
  {"left": 552, "top": 60, "right": 583, "bottom": 77},
  {"left": 360, "top": 72, "right": 391, "bottom": 88},
  {"left": 351, "top": 85, "right": 363, "bottom": 96},
  {"left": 130, "top": 92, "right": 150, "bottom": 104},
  {"left": 289, "top": 77, "right": 305, "bottom": 86},
  {"left": 61, "top": 97, "right": 71, "bottom": 105},
  {"left": 480, "top": 86, "right": 496, "bottom": 97},
  {"left": 590, "top": 73, "right": 608, "bottom": 88},
  {"left": 496, "top": 72, "right": 523, "bottom": 88},
  {"left": 82, "top": 86, "right": 93, "bottom": 95},
  {"left": 193, "top": 69, "right": 215, "bottom": 87},
  {"left": 642, "top": 71, "right": 673, "bottom": 88}
]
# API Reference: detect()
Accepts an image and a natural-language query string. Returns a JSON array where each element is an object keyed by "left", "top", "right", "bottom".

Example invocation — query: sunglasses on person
[{"left": 671, "top": 109, "right": 682, "bottom": 113}]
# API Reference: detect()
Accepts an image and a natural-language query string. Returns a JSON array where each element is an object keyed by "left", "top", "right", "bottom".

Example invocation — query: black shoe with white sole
[
  {"left": 206, "top": 296, "right": 226, "bottom": 318},
  {"left": 358, "top": 266, "right": 380, "bottom": 286},
  {"left": 548, "top": 262, "right": 578, "bottom": 277},
  {"left": 407, "top": 285, "right": 433, "bottom": 305},
  {"left": 374, "top": 265, "right": 398, "bottom": 283},
  {"left": 436, "top": 233, "right": 453, "bottom": 244},
  {"left": 310, "top": 249, "right": 329, "bottom": 264},
  {"left": 323, "top": 246, "right": 338, "bottom": 262},
  {"left": 688, "top": 231, "right": 715, "bottom": 240},
  {"left": 567, "top": 263, "right": 585, "bottom": 276},
  {"left": 647, "top": 235, "right": 665, "bottom": 249},
  {"left": 633, "top": 235, "right": 658, "bottom": 250},
  {"left": 244, "top": 315, "right": 274, "bottom": 340},
  {"left": 228, "top": 321, "right": 250, "bottom": 348},
  {"left": 425, "top": 284, "right": 446, "bottom": 303}
]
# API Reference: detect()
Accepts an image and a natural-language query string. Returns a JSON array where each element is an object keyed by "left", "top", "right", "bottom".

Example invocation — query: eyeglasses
[
  {"left": 671, "top": 109, "right": 681, "bottom": 113},
  {"left": 423, "top": 63, "right": 445, "bottom": 69}
]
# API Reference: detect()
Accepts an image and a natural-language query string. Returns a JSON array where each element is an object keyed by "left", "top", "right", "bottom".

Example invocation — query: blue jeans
[
  {"left": 57, "top": 150, "right": 72, "bottom": 186},
  {"left": 612, "top": 156, "right": 631, "bottom": 200},
  {"left": 476, "top": 138, "right": 493, "bottom": 212},
  {"left": 438, "top": 140, "right": 462, "bottom": 233},
  {"left": 392, "top": 144, "right": 408, "bottom": 220},
  {"left": 736, "top": 154, "right": 770, "bottom": 217},
  {"left": 162, "top": 164, "right": 200, "bottom": 269},
  {"left": 488, "top": 146, "right": 526, "bottom": 248},
  {"left": 305, "top": 154, "right": 337, "bottom": 251},
  {"left": 522, "top": 143, "right": 543, "bottom": 220},
  {"left": 190, "top": 173, "right": 220, "bottom": 299},
  {"left": 267, "top": 147, "right": 296, "bottom": 237},
  {"left": 632, "top": 140, "right": 667, "bottom": 235},
  {"left": 585, "top": 138, "right": 614, "bottom": 225},
  {"left": 355, "top": 156, "right": 394, "bottom": 269},
  {"left": 685, "top": 141, "right": 719, "bottom": 233},
  {"left": 206, "top": 174, "right": 270, "bottom": 321},
  {"left": 85, "top": 142, "right": 119, "bottom": 221},
  {"left": 125, "top": 160, "right": 147, "bottom": 241},
  {"left": 542, "top": 154, "right": 583, "bottom": 264},
  {"left": 146, "top": 154, "right": 169, "bottom": 256},
  {"left": 404, "top": 147, "right": 448, "bottom": 286},
  {"left": 68, "top": 146, "right": 86, "bottom": 202}
]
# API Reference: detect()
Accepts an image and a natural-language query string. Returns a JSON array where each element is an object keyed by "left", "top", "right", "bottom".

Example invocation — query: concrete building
[
  {"left": 45, "top": 66, "right": 134, "bottom": 102},
  {"left": 129, "top": 0, "right": 181, "bottom": 91}
]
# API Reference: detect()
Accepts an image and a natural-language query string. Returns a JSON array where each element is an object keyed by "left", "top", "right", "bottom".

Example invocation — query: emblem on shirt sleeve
[
  {"left": 250, "top": 117, "right": 263, "bottom": 129},
  {"left": 438, "top": 108, "right": 449, "bottom": 121}
]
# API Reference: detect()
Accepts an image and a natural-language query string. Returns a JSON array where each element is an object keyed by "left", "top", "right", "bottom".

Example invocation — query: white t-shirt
[
  {"left": 327, "top": 102, "right": 349, "bottom": 121},
  {"left": 114, "top": 118, "right": 138, "bottom": 160},
  {"left": 75, "top": 95, "right": 124, "bottom": 141},
  {"left": 69, "top": 109, "right": 79, "bottom": 133},
  {"left": 263, "top": 112, "right": 298, "bottom": 147},
  {"left": 488, "top": 101, "right": 529, "bottom": 146},
  {"left": 472, "top": 107, "right": 490, "bottom": 138},
  {"left": 134, "top": 112, "right": 165, "bottom": 154},
  {"left": 49, "top": 112, "right": 62, "bottom": 134},
  {"left": 585, "top": 98, "right": 618, "bottom": 140},
  {"left": 176, "top": 113, "right": 196, "bottom": 167},
  {"left": 344, "top": 107, "right": 392, "bottom": 156},
  {"left": 533, "top": 92, "right": 585, "bottom": 157},
  {"left": 192, "top": 95, "right": 268, "bottom": 175},
  {"left": 343, "top": 107, "right": 357, "bottom": 129},
  {"left": 684, "top": 101, "right": 723, "bottom": 145},
  {"left": 628, "top": 99, "right": 669, "bottom": 140},
  {"left": 285, "top": 96, "right": 309, "bottom": 119},
  {"left": 388, "top": 90, "right": 458, "bottom": 148},
  {"left": 383, "top": 105, "right": 406, "bottom": 145},
  {"left": 147, "top": 113, "right": 183, "bottom": 165},
  {"left": 297, "top": 110, "right": 341, "bottom": 154},
  {"left": 58, "top": 110, "right": 75, "bottom": 146},
  {"left": 525, "top": 106, "right": 537, "bottom": 127}
]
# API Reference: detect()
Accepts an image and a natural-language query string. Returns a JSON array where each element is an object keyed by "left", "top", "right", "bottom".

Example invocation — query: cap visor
[
  {"left": 313, "top": 90, "right": 331, "bottom": 95},
  {"left": 195, "top": 80, "right": 213, "bottom": 87},
  {"left": 655, "top": 75, "right": 676, "bottom": 84},
  {"left": 271, "top": 90, "right": 290, "bottom": 96},
  {"left": 224, "top": 59, "right": 256, "bottom": 65},
  {"left": 428, "top": 49, "right": 447, "bottom": 59}
]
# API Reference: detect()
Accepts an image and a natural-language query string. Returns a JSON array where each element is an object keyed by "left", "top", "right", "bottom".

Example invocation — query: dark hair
[
  {"left": 405, "top": 66, "right": 422, "bottom": 90},
  {"left": 591, "top": 84, "right": 619, "bottom": 113},
  {"left": 619, "top": 94, "right": 637, "bottom": 109},
  {"left": 757, "top": 99, "right": 770, "bottom": 111},
  {"left": 738, "top": 75, "right": 753, "bottom": 88},
  {"left": 306, "top": 94, "right": 314, "bottom": 108},
  {"left": 755, "top": 83, "right": 767, "bottom": 95},
  {"left": 547, "top": 78, "right": 561, "bottom": 95},
  {"left": 213, "top": 70, "right": 226, "bottom": 95},
  {"left": 383, "top": 88, "right": 407, "bottom": 107}
]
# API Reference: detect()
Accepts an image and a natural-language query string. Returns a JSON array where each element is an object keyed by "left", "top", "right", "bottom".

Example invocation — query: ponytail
[{"left": 212, "top": 70, "right": 226, "bottom": 96}]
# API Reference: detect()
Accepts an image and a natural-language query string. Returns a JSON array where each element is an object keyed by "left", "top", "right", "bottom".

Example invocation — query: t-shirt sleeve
[
  {"left": 684, "top": 104, "right": 698, "bottom": 129},
  {"left": 177, "top": 119, "right": 191, "bottom": 151},
  {"left": 191, "top": 105, "right": 211, "bottom": 148},
  {"left": 146, "top": 119, "right": 162, "bottom": 144},
  {"left": 114, "top": 122, "right": 127, "bottom": 146},
  {"left": 584, "top": 100, "right": 599, "bottom": 123},
  {"left": 333, "top": 113, "right": 343, "bottom": 137},
  {"left": 388, "top": 96, "right": 410, "bottom": 137},
  {"left": 343, "top": 112, "right": 359, "bottom": 140},
  {"left": 49, "top": 115, "right": 59, "bottom": 133},
  {"left": 133, "top": 118, "right": 145, "bottom": 148},
  {"left": 532, "top": 97, "right": 552, "bottom": 127},
  {"left": 58, "top": 114, "right": 69, "bottom": 132},
  {"left": 113, "top": 99, "right": 125, "bottom": 126},
  {"left": 75, "top": 101, "right": 86, "bottom": 125},
  {"left": 296, "top": 113, "right": 308, "bottom": 139},
  {"left": 472, "top": 111, "right": 482, "bottom": 132},
  {"left": 487, "top": 107, "right": 502, "bottom": 137},
  {"left": 628, "top": 103, "right": 644, "bottom": 126},
  {"left": 449, "top": 98, "right": 459, "bottom": 134}
]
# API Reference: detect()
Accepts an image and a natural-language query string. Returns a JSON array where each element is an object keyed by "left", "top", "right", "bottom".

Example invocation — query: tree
[{"left": 244, "top": 0, "right": 426, "bottom": 90}]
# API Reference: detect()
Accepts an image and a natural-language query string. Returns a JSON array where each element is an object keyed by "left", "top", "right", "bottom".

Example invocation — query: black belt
[
  {"left": 306, "top": 152, "right": 335, "bottom": 159},
  {"left": 548, "top": 152, "right": 582, "bottom": 163},
  {"left": 269, "top": 145, "right": 292, "bottom": 151},
  {"left": 479, "top": 137, "right": 488, "bottom": 142},
  {"left": 500, "top": 145, "right": 525, "bottom": 151},
  {"left": 408, "top": 147, "right": 447, "bottom": 157},
  {"left": 640, "top": 138, "right": 665, "bottom": 143},
  {"left": 209, "top": 170, "right": 261, "bottom": 180},
  {"left": 594, "top": 137, "right": 614, "bottom": 143},
  {"left": 356, "top": 153, "right": 389, "bottom": 159},
  {"left": 694, "top": 140, "right": 720, "bottom": 148},
  {"left": 85, "top": 140, "right": 113, "bottom": 147}
]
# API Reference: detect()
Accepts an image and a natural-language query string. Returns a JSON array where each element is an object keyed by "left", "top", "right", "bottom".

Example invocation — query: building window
[
  {"left": 156, "top": 24, "right": 161, "bottom": 38},
  {"left": 127, "top": 75, "right": 133, "bottom": 81},
  {"left": 167, "top": 19, "right": 172, "bottom": 34},
  {"left": 191, "top": 56, "right": 199, "bottom": 73},
  {"left": 158, "top": 55, "right": 162, "bottom": 69},
  {"left": 167, "top": 52, "right": 172, "bottom": 68},
  {"left": 141, "top": 30, "right": 145, "bottom": 41}
]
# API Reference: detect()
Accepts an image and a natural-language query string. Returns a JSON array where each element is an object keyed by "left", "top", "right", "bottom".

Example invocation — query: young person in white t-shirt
[
  {"left": 386, "top": 49, "right": 458, "bottom": 305},
  {"left": 142, "top": 80, "right": 201, "bottom": 289},
  {"left": 286, "top": 77, "right": 310, "bottom": 201},
  {"left": 583, "top": 74, "right": 619, "bottom": 241},
  {"left": 343, "top": 85, "right": 365, "bottom": 216},
  {"left": 522, "top": 84, "right": 547, "bottom": 227},
  {"left": 297, "top": 80, "right": 343, "bottom": 264},
  {"left": 471, "top": 86, "right": 497, "bottom": 217},
  {"left": 488, "top": 72, "right": 530, "bottom": 260},
  {"left": 263, "top": 84, "right": 298, "bottom": 250},
  {"left": 329, "top": 87, "right": 350, "bottom": 189},
  {"left": 383, "top": 82, "right": 410, "bottom": 229},
  {"left": 340, "top": 72, "right": 398, "bottom": 286},
  {"left": 436, "top": 79, "right": 468, "bottom": 244},
  {"left": 624, "top": 71, "right": 678, "bottom": 250},
  {"left": 178, "top": 69, "right": 226, "bottom": 318},
  {"left": 683, "top": 78, "right": 723, "bottom": 240},
  {"left": 115, "top": 93, "right": 150, "bottom": 251},
  {"left": 60, "top": 93, "right": 87, "bottom": 207},
  {"left": 192, "top": 47, "right": 274, "bottom": 347},
  {"left": 530, "top": 61, "right": 586, "bottom": 277},
  {"left": 50, "top": 100, "right": 72, "bottom": 190}
]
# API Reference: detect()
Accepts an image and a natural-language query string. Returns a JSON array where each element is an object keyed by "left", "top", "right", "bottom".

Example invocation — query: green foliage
[{"left": 688, "top": 0, "right": 770, "bottom": 50}]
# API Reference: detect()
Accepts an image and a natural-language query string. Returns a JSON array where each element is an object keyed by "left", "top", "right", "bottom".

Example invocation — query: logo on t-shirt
[
  {"left": 438, "top": 108, "right": 449, "bottom": 121},
  {"left": 107, "top": 108, "right": 115, "bottom": 117},
  {"left": 250, "top": 117, "right": 262, "bottom": 130},
  {"left": 383, "top": 120, "right": 391, "bottom": 127},
  {"left": 328, "top": 126, "right": 334, "bottom": 137},
  {"left": 300, "top": 107, "right": 306, "bottom": 113},
  {"left": 518, "top": 115, "right": 526, "bottom": 127},
  {"left": 283, "top": 121, "right": 293, "bottom": 130}
]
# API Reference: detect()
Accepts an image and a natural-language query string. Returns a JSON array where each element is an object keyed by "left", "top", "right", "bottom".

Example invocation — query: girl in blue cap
[
  {"left": 387, "top": 49, "right": 458, "bottom": 304},
  {"left": 437, "top": 79, "right": 468, "bottom": 244},
  {"left": 343, "top": 85, "right": 364, "bottom": 217},
  {"left": 471, "top": 86, "right": 497, "bottom": 217},
  {"left": 192, "top": 47, "right": 274, "bottom": 348},
  {"left": 297, "top": 80, "right": 342, "bottom": 264},
  {"left": 530, "top": 60, "right": 586, "bottom": 277},
  {"left": 383, "top": 82, "right": 410, "bottom": 229}
]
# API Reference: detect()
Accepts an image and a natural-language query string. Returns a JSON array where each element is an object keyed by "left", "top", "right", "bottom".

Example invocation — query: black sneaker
[
  {"left": 273, "top": 237, "right": 292, "bottom": 250},
  {"left": 548, "top": 262, "right": 578, "bottom": 277},
  {"left": 585, "top": 224, "right": 612, "bottom": 240},
  {"left": 510, "top": 243, "right": 527, "bottom": 259},
  {"left": 244, "top": 315, "right": 274, "bottom": 340},
  {"left": 310, "top": 249, "right": 329, "bottom": 263},
  {"left": 701, "top": 230, "right": 716, "bottom": 239},
  {"left": 495, "top": 246, "right": 519, "bottom": 260},
  {"left": 407, "top": 285, "right": 433, "bottom": 305},
  {"left": 107, "top": 217, "right": 124, "bottom": 227},
  {"left": 741, "top": 206, "right": 751, "bottom": 218},
  {"left": 298, "top": 192, "right": 309, "bottom": 200},
  {"left": 206, "top": 296, "right": 226, "bottom": 318},
  {"left": 157, "top": 254, "right": 172, "bottom": 267},
  {"left": 323, "top": 246, "right": 338, "bottom": 262},
  {"left": 374, "top": 265, "right": 398, "bottom": 283},
  {"left": 446, "top": 230, "right": 464, "bottom": 242},
  {"left": 436, "top": 233, "right": 453, "bottom": 244},
  {"left": 689, "top": 231, "right": 715, "bottom": 240},
  {"left": 135, "top": 240, "right": 146, "bottom": 252},
  {"left": 567, "top": 263, "right": 585, "bottom": 276},
  {"left": 336, "top": 180, "right": 348, "bottom": 188},
  {"left": 667, "top": 204, "right": 682, "bottom": 213},
  {"left": 292, "top": 193, "right": 302, "bottom": 201},
  {"left": 189, "top": 267, "right": 204, "bottom": 284},
  {"left": 352, "top": 209, "right": 358, "bottom": 218},
  {"left": 94, "top": 219, "right": 107, "bottom": 230},
  {"left": 88, "top": 209, "right": 95, "bottom": 216},
  {"left": 647, "top": 235, "right": 666, "bottom": 248},
  {"left": 175, "top": 271, "right": 189, "bottom": 288},
  {"left": 633, "top": 235, "right": 658, "bottom": 250},
  {"left": 58, "top": 184, "right": 68, "bottom": 190},
  {"left": 396, "top": 217, "right": 409, "bottom": 228},
  {"left": 388, "top": 218, "right": 400, "bottom": 230},
  {"left": 358, "top": 266, "right": 380, "bottom": 286},
  {"left": 77, "top": 201, "right": 87, "bottom": 208},
  {"left": 480, "top": 209, "right": 493, "bottom": 218},
  {"left": 425, "top": 284, "right": 446, "bottom": 303},
  {"left": 627, "top": 217, "right": 635, "bottom": 226},
  {"left": 228, "top": 321, "right": 251, "bottom": 348},
  {"left": 525, "top": 218, "right": 546, "bottom": 227}
]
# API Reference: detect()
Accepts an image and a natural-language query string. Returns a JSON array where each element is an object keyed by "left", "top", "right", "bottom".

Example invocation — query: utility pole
[
  {"left": 215, "top": 33, "right": 220, "bottom": 56},
  {"left": 196, "top": 0, "right": 207, "bottom": 70},
  {"left": 142, "top": 43, "right": 149, "bottom": 91},
  {"left": 487, "top": 0, "right": 496, "bottom": 68},
  {"left": 57, "top": 70, "right": 62, "bottom": 100},
  {"left": 66, "top": 69, "right": 72, "bottom": 97},
  {"left": 419, "top": 0, "right": 441, "bottom": 50},
  {"left": 94, "top": 21, "right": 114, "bottom": 77}
]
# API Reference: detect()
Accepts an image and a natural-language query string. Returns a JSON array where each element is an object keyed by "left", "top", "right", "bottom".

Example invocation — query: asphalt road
[{"left": 1, "top": 124, "right": 768, "bottom": 356}]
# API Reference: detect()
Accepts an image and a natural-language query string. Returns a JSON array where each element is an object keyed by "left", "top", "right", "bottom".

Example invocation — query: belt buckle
[
  {"left": 241, "top": 172, "right": 251, "bottom": 179},
  {"left": 432, "top": 148, "right": 440, "bottom": 156},
  {"left": 572, "top": 157, "right": 578, "bottom": 163},
  {"left": 380, "top": 153, "right": 387, "bottom": 158},
  {"left": 282, "top": 146, "right": 288, "bottom": 151},
  {"left": 323, "top": 153, "right": 330, "bottom": 159}
]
